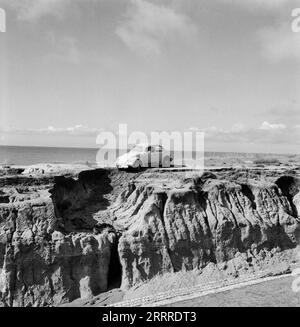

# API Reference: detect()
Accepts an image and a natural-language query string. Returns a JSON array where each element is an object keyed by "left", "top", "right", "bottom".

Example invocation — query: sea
[
  {"left": 0, "top": 145, "right": 289, "bottom": 167},
  {"left": 0, "top": 145, "right": 100, "bottom": 166}
]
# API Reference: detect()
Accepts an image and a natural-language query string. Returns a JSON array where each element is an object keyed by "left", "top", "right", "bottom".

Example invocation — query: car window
[
  {"left": 152, "top": 145, "right": 162, "bottom": 152},
  {"left": 144, "top": 145, "right": 163, "bottom": 152}
]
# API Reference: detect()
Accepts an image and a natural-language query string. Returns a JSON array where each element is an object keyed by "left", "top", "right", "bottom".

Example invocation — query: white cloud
[
  {"left": 116, "top": 0, "right": 197, "bottom": 56},
  {"left": 259, "top": 22, "right": 300, "bottom": 62},
  {"left": 217, "top": 0, "right": 300, "bottom": 62},
  {"left": 189, "top": 121, "right": 299, "bottom": 146},
  {"left": 230, "top": 123, "right": 246, "bottom": 133},
  {"left": 219, "top": 0, "right": 292, "bottom": 10},
  {"left": 259, "top": 121, "right": 286, "bottom": 130},
  {"left": 0, "top": 0, "right": 71, "bottom": 22},
  {"left": 1, "top": 125, "right": 102, "bottom": 136}
]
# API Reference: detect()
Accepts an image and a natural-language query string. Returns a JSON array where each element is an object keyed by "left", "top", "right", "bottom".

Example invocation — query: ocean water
[
  {"left": 0, "top": 146, "right": 198, "bottom": 166},
  {"left": 0, "top": 145, "right": 286, "bottom": 167},
  {"left": 0, "top": 146, "right": 99, "bottom": 166}
]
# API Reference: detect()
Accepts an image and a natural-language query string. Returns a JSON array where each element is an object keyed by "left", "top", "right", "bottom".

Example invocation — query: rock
[
  {"left": 1, "top": 167, "right": 300, "bottom": 306},
  {"left": 118, "top": 177, "right": 300, "bottom": 289},
  {"left": 0, "top": 169, "right": 118, "bottom": 307},
  {"left": 0, "top": 200, "right": 116, "bottom": 306},
  {"left": 293, "top": 192, "right": 300, "bottom": 218}
]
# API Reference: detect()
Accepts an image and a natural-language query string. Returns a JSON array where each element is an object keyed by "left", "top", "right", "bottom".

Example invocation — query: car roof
[{"left": 133, "top": 143, "right": 163, "bottom": 147}]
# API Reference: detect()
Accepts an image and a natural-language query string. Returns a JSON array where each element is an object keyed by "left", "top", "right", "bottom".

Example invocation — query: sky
[{"left": 0, "top": 0, "right": 299, "bottom": 153}]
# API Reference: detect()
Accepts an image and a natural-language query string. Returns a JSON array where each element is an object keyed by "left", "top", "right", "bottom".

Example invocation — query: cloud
[
  {"left": 45, "top": 35, "right": 81, "bottom": 64},
  {"left": 1, "top": 125, "right": 102, "bottom": 137},
  {"left": 265, "top": 101, "right": 300, "bottom": 124},
  {"left": 230, "top": 123, "right": 246, "bottom": 133},
  {"left": 218, "top": 0, "right": 292, "bottom": 10},
  {"left": 44, "top": 33, "right": 121, "bottom": 67},
  {"left": 216, "top": 0, "right": 300, "bottom": 63},
  {"left": 116, "top": 0, "right": 197, "bottom": 56},
  {"left": 259, "top": 22, "right": 300, "bottom": 62},
  {"left": 259, "top": 121, "right": 286, "bottom": 130},
  {"left": 0, "top": 0, "right": 71, "bottom": 22},
  {"left": 219, "top": 0, "right": 300, "bottom": 63},
  {"left": 190, "top": 121, "right": 299, "bottom": 145}
]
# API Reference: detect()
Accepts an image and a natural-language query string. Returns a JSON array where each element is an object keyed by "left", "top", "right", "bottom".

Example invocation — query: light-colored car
[{"left": 116, "top": 144, "right": 173, "bottom": 169}]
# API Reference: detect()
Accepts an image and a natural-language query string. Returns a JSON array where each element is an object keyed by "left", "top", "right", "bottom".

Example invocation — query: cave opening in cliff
[
  {"left": 107, "top": 235, "right": 122, "bottom": 289},
  {"left": 275, "top": 176, "right": 300, "bottom": 217}
]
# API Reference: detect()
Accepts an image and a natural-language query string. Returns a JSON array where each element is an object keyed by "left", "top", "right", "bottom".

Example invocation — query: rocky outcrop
[
  {"left": 0, "top": 170, "right": 117, "bottom": 307},
  {"left": 50, "top": 169, "right": 113, "bottom": 231},
  {"left": 118, "top": 176, "right": 300, "bottom": 289},
  {"left": 0, "top": 167, "right": 300, "bottom": 306}
]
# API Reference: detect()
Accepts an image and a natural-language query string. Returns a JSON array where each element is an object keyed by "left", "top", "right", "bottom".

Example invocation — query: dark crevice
[
  {"left": 241, "top": 184, "right": 256, "bottom": 210},
  {"left": 107, "top": 234, "right": 122, "bottom": 290},
  {"left": 275, "top": 176, "right": 300, "bottom": 218},
  {"left": 0, "top": 195, "right": 10, "bottom": 203}
]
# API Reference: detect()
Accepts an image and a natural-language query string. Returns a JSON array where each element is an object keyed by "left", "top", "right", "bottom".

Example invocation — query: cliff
[
  {"left": 117, "top": 174, "right": 300, "bottom": 289},
  {"left": 0, "top": 167, "right": 299, "bottom": 306},
  {"left": 0, "top": 170, "right": 117, "bottom": 307}
]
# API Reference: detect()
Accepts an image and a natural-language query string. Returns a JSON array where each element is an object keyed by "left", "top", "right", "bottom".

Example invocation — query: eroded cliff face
[
  {"left": 117, "top": 175, "right": 300, "bottom": 289},
  {"left": 0, "top": 170, "right": 117, "bottom": 307},
  {"left": 0, "top": 168, "right": 299, "bottom": 306}
]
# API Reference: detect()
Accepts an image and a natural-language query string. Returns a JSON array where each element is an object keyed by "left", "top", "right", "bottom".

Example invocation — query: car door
[
  {"left": 139, "top": 146, "right": 149, "bottom": 167},
  {"left": 150, "top": 146, "right": 160, "bottom": 167},
  {"left": 142, "top": 146, "right": 156, "bottom": 167}
]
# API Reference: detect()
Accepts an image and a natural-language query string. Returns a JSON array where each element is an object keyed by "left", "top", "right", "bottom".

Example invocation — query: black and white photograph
[{"left": 0, "top": 0, "right": 300, "bottom": 316}]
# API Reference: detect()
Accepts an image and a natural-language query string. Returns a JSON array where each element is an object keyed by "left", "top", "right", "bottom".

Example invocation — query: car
[{"left": 116, "top": 144, "right": 174, "bottom": 169}]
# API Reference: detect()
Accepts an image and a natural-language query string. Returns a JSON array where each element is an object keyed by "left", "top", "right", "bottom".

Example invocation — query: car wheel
[{"left": 132, "top": 159, "right": 142, "bottom": 170}]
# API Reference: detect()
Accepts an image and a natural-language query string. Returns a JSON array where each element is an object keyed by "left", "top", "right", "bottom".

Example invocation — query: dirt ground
[{"left": 167, "top": 275, "right": 300, "bottom": 307}]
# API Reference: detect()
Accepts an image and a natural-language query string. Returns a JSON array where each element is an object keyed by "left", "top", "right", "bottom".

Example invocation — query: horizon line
[{"left": 0, "top": 144, "right": 298, "bottom": 156}]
